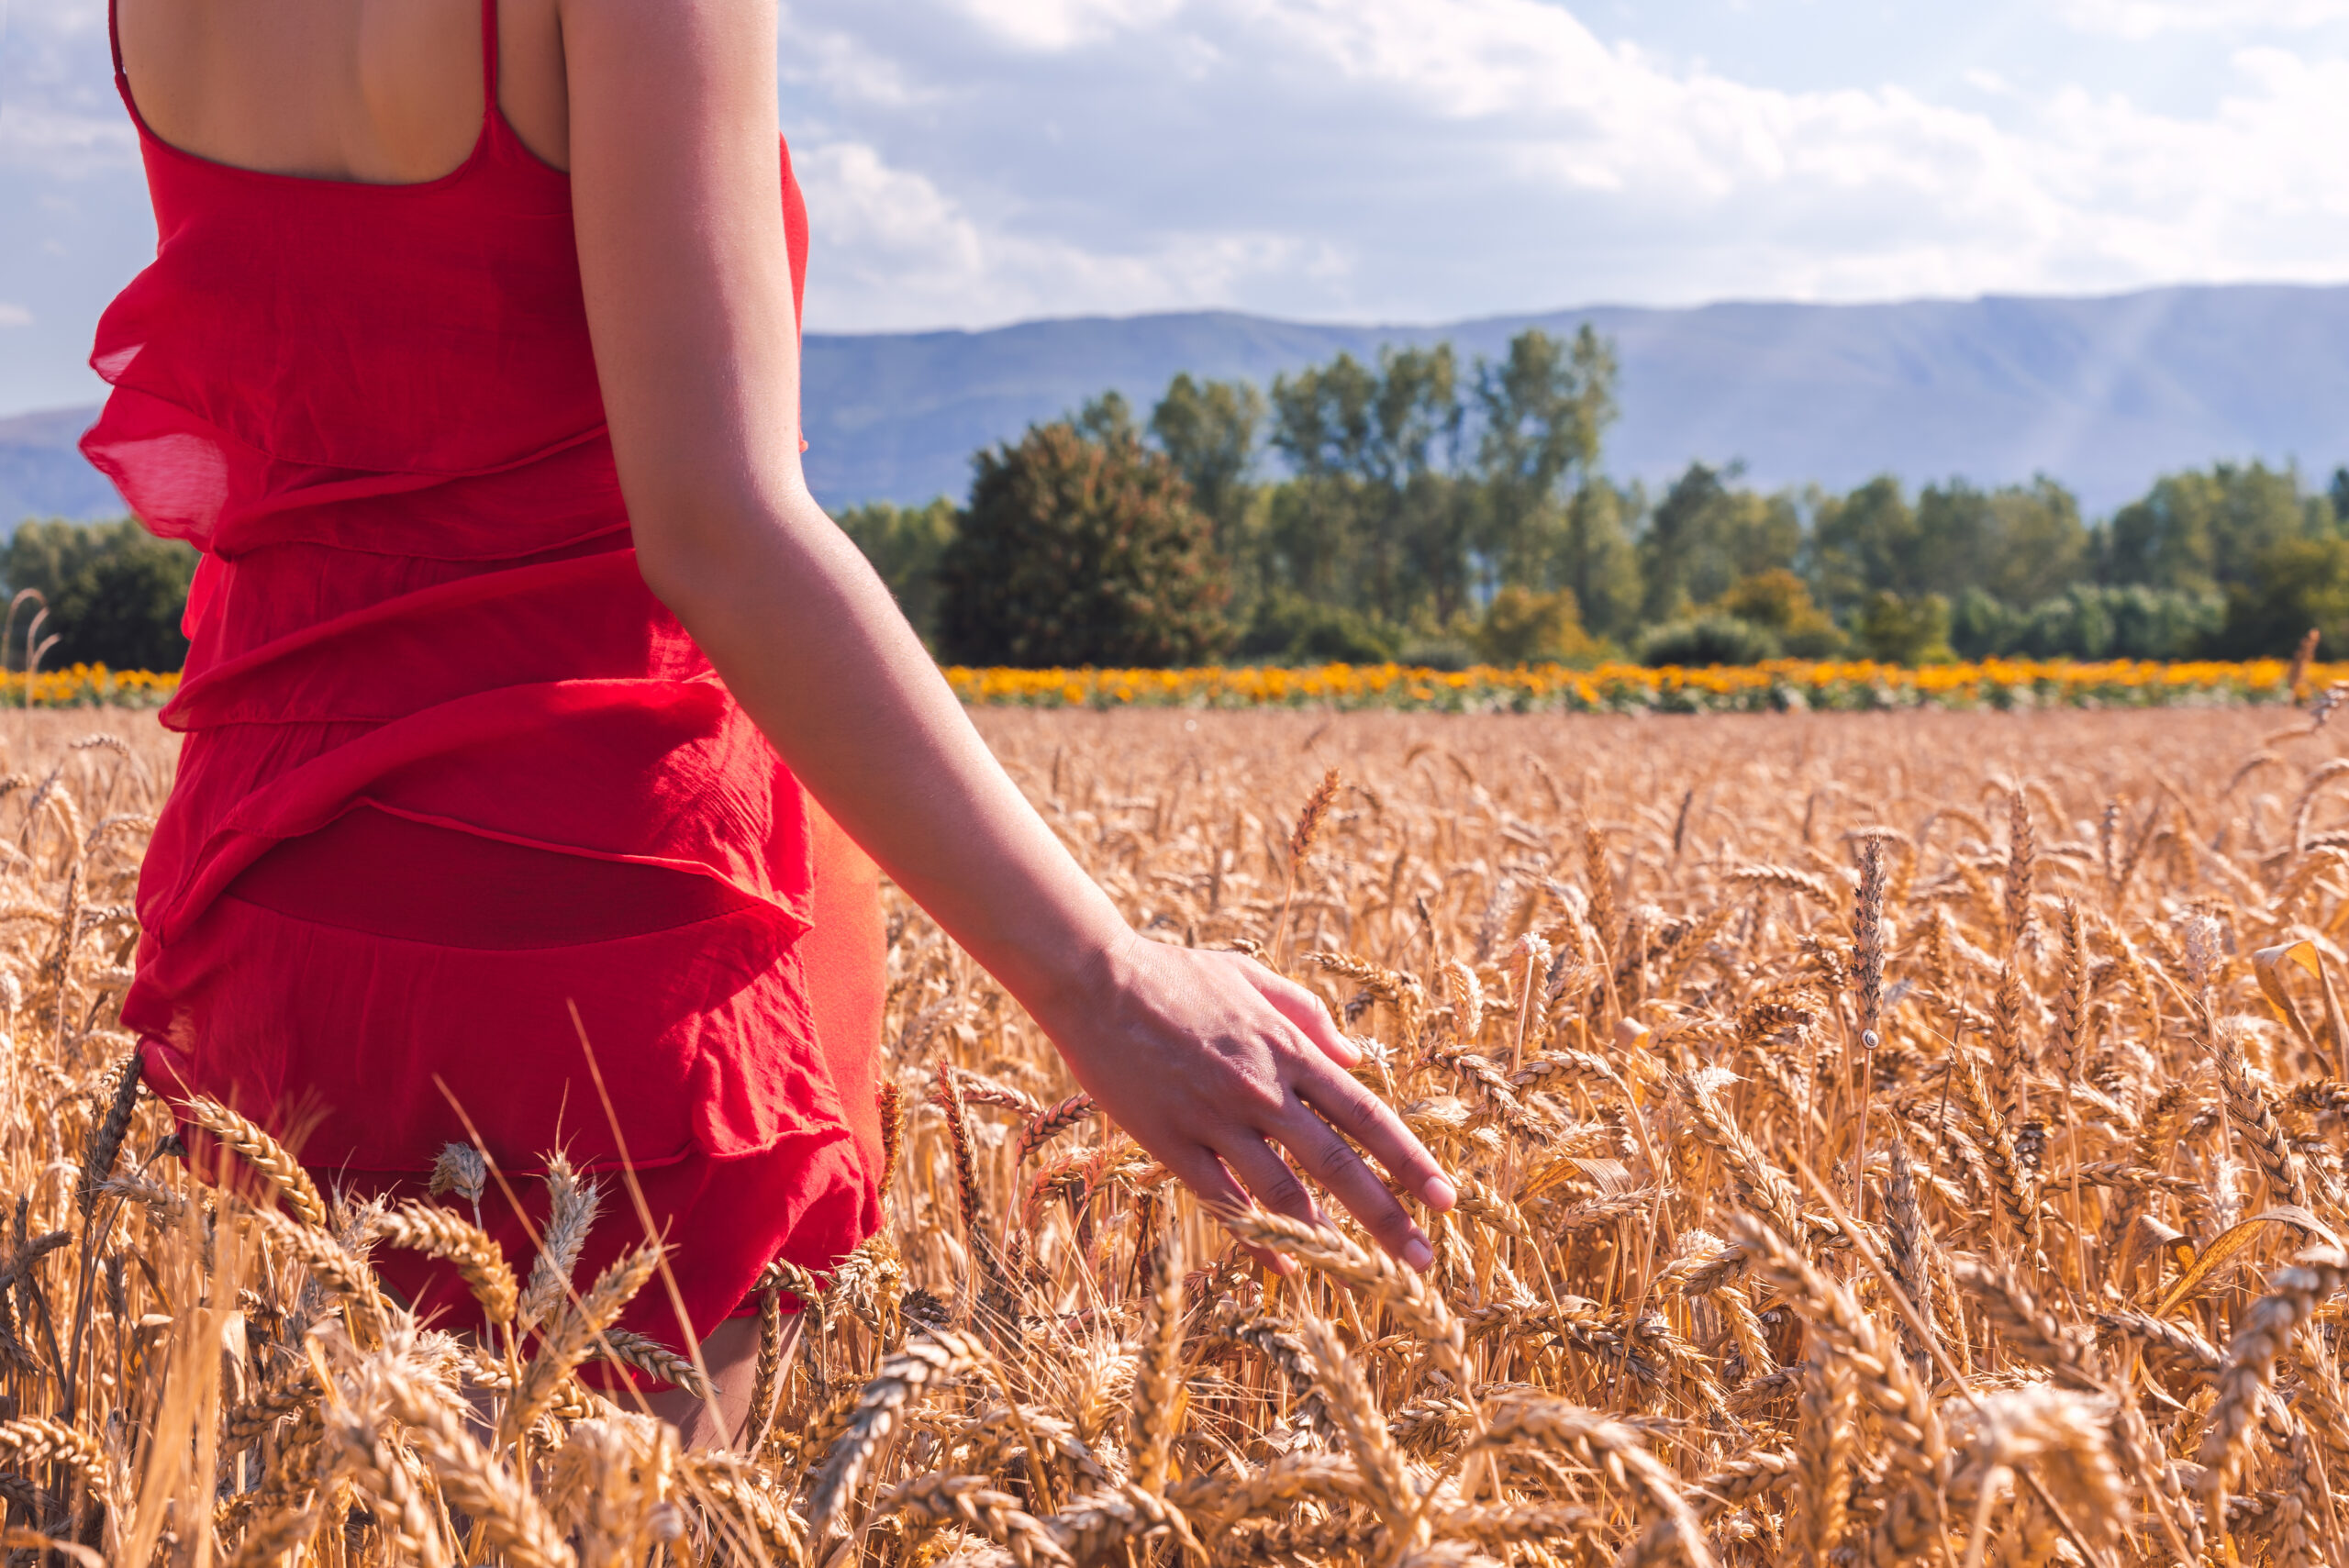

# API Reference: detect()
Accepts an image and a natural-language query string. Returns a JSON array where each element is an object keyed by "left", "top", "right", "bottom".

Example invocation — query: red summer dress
[{"left": 84, "top": 0, "right": 884, "bottom": 1351}]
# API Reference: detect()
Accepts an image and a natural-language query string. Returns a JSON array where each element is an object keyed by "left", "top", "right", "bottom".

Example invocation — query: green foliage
[
  {"left": 1710, "top": 570, "right": 1845, "bottom": 658},
  {"left": 1394, "top": 636, "right": 1480, "bottom": 673},
  {"left": 2, "top": 518, "right": 198, "bottom": 671},
  {"left": 1636, "top": 615, "right": 1782, "bottom": 668},
  {"left": 1474, "top": 327, "right": 1617, "bottom": 592},
  {"left": 1638, "top": 464, "right": 1800, "bottom": 625},
  {"left": 2212, "top": 537, "right": 2349, "bottom": 659},
  {"left": 1856, "top": 592, "right": 1954, "bottom": 665},
  {"left": 1074, "top": 391, "right": 1137, "bottom": 443},
  {"left": 1236, "top": 591, "right": 1399, "bottom": 665},
  {"left": 1471, "top": 587, "right": 1601, "bottom": 668},
  {"left": 1806, "top": 476, "right": 1915, "bottom": 614},
  {"left": 835, "top": 498, "right": 958, "bottom": 649},
  {"left": 2106, "top": 461, "right": 2334, "bottom": 595},
  {"left": 936, "top": 420, "right": 1230, "bottom": 668},
  {"left": 1150, "top": 374, "right": 1264, "bottom": 555},
  {"left": 829, "top": 325, "right": 2349, "bottom": 672},
  {"left": 1268, "top": 345, "right": 1475, "bottom": 626},
  {"left": 1808, "top": 475, "right": 2090, "bottom": 616},
  {"left": 1951, "top": 583, "right": 2224, "bottom": 660},
  {"left": 1553, "top": 479, "right": 1643, "bottom": 642}
]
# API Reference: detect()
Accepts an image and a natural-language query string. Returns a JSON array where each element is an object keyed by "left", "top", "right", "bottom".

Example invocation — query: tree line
[
  {"left": 844, "top": 327, "right": 2349, "bottom": 668},
  {"left": 0, "top": 519, "right": 197, "bottom": 672},
  {"left": 10, "top": 326, "right": 2348, "bottom": 672}
]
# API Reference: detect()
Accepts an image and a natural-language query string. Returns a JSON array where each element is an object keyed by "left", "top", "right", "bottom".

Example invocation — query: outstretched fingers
[
  {"left": 1269, "top": 1095, "right": 1435, "bottom": 1271},
  {"left": 1164, "top": 1144, "right": 1297, "bottom": 1273},
  {"left": 1297, "top": 1060, "right": 1455, "bottom": 1215},
  {"left": 1192, "top": 1137, "right": 1327, "bottom": 1274}
]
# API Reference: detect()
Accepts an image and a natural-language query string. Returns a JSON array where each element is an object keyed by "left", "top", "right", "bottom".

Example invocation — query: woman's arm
[{"left": 561, "top": 0, "right": 1453, "bottom": 1265}]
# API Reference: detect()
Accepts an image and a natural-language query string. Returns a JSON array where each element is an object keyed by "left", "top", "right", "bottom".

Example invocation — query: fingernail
[
  {"left": 1422, "top": 1176, "right": 1458, "bottom": 1210},
  {"left": 1402, "top": 1236, "right": 1435, "bottom": 1273}
]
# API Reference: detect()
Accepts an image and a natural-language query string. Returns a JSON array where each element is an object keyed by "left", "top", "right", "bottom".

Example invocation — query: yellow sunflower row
[
  {"left": 0, "top": 663, "right": 183, "bottom": 708},
  {"left": 944, "top": 658, "right": 2345, "bottom": 712},
  {"left": 11, "top": 658, "right": 2341, "bottom": 714}
]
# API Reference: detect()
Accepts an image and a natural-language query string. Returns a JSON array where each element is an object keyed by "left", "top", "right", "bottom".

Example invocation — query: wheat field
[{"left": 6, "top": 703, "right": 2349, "bottom": 1567}]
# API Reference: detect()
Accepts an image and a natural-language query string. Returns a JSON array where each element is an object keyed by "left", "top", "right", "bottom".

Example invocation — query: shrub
[
  {"left": 1709, "top": 569, "right": 1845, "bottom": 658},
  {"left": 1855, "top": 592, "right": 1954, "bottom": 664},
  {"left": 1237, "top": 591, "right": 1399, "bottom": 665},
  {"left": 1395, "top": 638, "right": 1479, "bottom": 673},
  {"left": 1471, "top": 586, "right": 1603, "bottom": 667},
  {"left": 936, "top": 421, "right": 1231, "bottom": 668},
  {"left": 1636, "top": 614, "right": 1781, "bottom": 668}
]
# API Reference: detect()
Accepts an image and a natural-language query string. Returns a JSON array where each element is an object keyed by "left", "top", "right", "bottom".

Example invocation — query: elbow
[
  {"left": 627, "top": 474, "right": 830, "bottom": 618},
  {"left": 629, "top": 502, "right": 723, "bottom": 617},
  {"left": 632, "top": 530, "right": 711, "bottom": 620},
  {"left": 624, "top": 463, "right": 765, "bottom": 612}
]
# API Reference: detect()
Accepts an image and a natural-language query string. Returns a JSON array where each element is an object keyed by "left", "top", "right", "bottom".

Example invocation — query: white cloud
[
  {"left": 2055, "top": 0, "right": 2349, "bottom": 37},
  {"left": 944, "top": 0, "right": 1183, "bottom": 52},
  {"left": 9, "top": 0, "right": 2349, "bottom": 381},
  {"left": 794, "top": 139, "right": 1326, "bottom": 328},
  {"left": 0, "top": 304, "right": 32, "bottom": 328},
  {"left": 776, "top": 0, "right": 2349, "bottom": 330}
]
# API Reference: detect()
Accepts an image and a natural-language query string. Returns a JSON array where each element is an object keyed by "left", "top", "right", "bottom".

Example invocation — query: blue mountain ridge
[{"left": 8, "top": 282, "right": 2348, "bottom": 527}]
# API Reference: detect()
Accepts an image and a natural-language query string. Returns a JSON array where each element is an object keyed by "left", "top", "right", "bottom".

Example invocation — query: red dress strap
[{"left": 106, "top": 0, "right": 125, "bottom": 80}]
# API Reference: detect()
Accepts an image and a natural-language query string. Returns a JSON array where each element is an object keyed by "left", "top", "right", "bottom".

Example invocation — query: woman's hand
[{"left": 1030, "top": 936, "right": 1456, "bottom": 1272}]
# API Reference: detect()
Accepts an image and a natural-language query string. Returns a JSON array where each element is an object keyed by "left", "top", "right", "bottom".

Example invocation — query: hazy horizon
[{"left": 8, "top": 0, "right": 2349, "bottom": 415}]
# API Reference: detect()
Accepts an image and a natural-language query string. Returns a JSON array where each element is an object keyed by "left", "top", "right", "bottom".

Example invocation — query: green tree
[
  {"left": 836, "top": 498, "right": 957, "bottom": 649},
  {"left": 1074, "top": 390, "right": 1137, "bottom": 442},
  {"left": 936, "top": 420, "right": 1230, "bottom": 668},
  {"left": 1557, "top": 479, "right": 1642, "bottom": 643},
  {"left": 1856, "top": 592, "right": 1954, "bottom": 664},
  {"left": 2211, "top": 537, "right": 2349, "bottom": 658},
  {"left": 2331, "top": 466, "right": 2349, "bottom": 528},
  {"left": 1150, "top": 374, "right": 1264, "bottom": 561},
  {"left": 1472, "top": 327, "right": 1617, "bottom": 593},
  {"left": 2, "top": 518, "right": 199, "bottom": 671},
  {"left": 2106, "top": 462, "right": 2333, "bottom": 594},
  {"left": 1806, "top": 476, "right": 1919, "bottom": 614},
  {"left": 1638, "top": 464, "right": 1799, "bottom": 625},
  {"left": 1269, "top": 346, "right": 1471, "bottom": 626},
  {"left": 1911, "top": 477, "right": 2090, "bottom": 606}
]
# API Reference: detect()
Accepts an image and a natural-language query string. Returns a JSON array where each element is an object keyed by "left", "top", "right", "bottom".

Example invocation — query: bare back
[{"left": 113, "top": 0, "right": 571, "bottom": 183}]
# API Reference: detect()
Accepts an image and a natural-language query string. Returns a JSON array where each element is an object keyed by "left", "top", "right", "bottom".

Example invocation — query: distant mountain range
[{"left": 11, "top": 282, "right": 2349, "bottom": 527}]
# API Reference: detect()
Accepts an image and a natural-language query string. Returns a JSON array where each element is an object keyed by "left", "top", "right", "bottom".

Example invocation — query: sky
[{"left": 6, "top": 0, "right": 2349, "bottom": 415}]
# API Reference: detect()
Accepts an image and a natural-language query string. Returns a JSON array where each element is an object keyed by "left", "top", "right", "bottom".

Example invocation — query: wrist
[
  {"left": 956, "top": 880, "right": 1136, "bottom": 1041},
  {"left": 1013, "top": 916, "right": 1139, "bottom": 1045}
]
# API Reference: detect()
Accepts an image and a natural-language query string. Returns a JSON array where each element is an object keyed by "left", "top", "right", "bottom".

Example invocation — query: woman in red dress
[{"left": 89, "top": 0, "right": 1453, "bottom": 1445}]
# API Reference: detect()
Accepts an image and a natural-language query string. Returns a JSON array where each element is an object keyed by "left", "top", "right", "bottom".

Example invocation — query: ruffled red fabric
[{"left": 90, "top": 0, "right": 877, "bottom": 1350}]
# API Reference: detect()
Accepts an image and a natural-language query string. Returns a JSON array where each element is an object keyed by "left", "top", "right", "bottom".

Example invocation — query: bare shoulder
[
  {"left": 111, "top": 0, "right": 570, "bottom": 183},
  {"left": 554, "top": 0, "right": 781, "bottom": 117}
]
